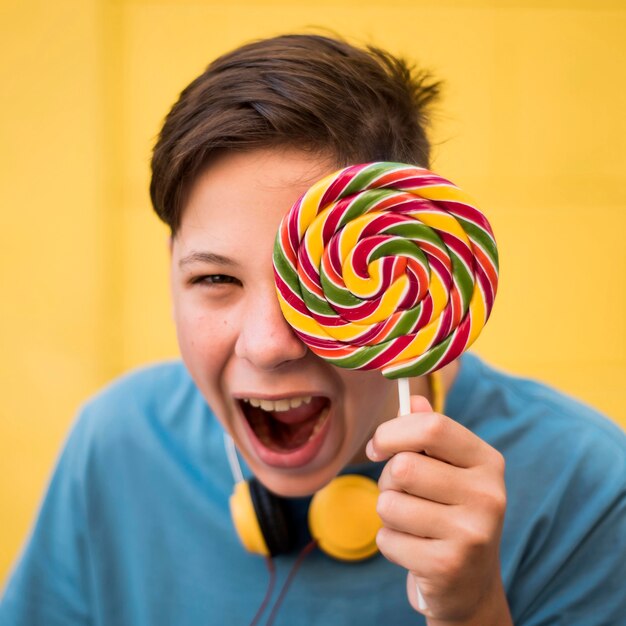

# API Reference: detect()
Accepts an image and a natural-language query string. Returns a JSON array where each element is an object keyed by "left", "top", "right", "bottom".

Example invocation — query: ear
[
  {"left": 410, "top": 395, "right": 433, "bottom": 414},
  {"left": 167, "top": 235, "right": 176, "bottom": 322}
]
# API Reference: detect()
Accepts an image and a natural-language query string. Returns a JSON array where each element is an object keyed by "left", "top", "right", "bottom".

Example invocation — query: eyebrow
[{"left": 178, "top": 251, "right": 239, "bottom": 269}]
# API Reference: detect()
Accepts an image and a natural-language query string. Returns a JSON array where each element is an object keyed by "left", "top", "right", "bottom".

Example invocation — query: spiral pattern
[{"left": 272, "top": 162, "right": 499, "bottom": 378}]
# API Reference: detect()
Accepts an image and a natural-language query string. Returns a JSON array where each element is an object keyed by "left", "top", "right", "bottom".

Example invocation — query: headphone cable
[
  {"left": 249, "top": 556, "right": 277, "bottom": 626},
  {"left": 265, "top": 540, "right": 317, "bottom": 626}
]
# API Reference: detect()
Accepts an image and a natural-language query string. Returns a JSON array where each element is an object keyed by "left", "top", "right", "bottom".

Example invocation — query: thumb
[{"left": 410, "top": 394, "right": 433, "bottom": 414}]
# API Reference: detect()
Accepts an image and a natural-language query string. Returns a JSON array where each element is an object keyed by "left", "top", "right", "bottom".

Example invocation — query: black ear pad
[{"left": 248, "top": 477, "right": 296, "bottom": 556}]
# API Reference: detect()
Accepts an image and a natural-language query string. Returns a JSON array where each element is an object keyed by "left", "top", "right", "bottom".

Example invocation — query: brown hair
[{"left": 150, "top": 33, "right": 442, "bottom": 233}]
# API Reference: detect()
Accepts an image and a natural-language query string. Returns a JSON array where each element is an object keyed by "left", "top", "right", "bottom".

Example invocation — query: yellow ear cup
[
  {"left": 229, "top": 481, "right": 270, "bottom": 556},
  {"left": 429, "top": 370, "right": 445, "bottom": 414},
  {"left": 308, "top": 475, "right": 382, "bottom": 561}
]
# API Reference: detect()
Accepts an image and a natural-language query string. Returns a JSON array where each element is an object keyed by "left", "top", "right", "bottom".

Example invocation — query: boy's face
[{"left": 170, "top": 148, "right": 402, "bottom": 496}]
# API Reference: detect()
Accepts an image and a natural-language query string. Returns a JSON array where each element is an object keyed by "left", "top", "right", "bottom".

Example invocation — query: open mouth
[{"left": 238, "top": 395, "right": 331, "bottom": 467}]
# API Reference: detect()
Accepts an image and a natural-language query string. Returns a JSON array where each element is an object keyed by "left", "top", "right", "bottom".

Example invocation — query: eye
[{"left": 190, "top": 274, "right": 242, "bottom": 287}]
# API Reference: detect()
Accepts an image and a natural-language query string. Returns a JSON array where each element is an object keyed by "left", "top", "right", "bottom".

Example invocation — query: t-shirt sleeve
[{"left": 0, "top": 412, "right": 92, "bottom": 625}]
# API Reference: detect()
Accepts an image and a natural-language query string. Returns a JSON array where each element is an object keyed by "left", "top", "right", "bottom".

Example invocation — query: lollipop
[
  {"left": 272, "top": 161, "right": 498, "bottom": 609},
  {"left": 273, "top": 161, "right": 499, "bottom": 379}
]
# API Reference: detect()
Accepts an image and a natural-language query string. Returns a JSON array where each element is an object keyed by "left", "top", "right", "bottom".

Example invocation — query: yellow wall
[{"left": 2, "top": 0, "right": 625, "bottom": 584}]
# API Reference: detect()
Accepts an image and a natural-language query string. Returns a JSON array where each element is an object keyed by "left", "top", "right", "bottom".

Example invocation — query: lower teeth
[{"left": 310, "top": 408, "right": 329, "bottom": 436}]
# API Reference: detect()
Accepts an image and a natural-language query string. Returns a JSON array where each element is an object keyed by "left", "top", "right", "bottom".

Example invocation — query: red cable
[
  {"left": 248, "top": 556, "right": 276, "bottom": 626},
  {"left": 265, "top": 540, "right": 317, "bottom": 626}
]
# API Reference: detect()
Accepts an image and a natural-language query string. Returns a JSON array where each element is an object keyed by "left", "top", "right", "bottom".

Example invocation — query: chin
[{"left": 253, "top": 464, "right": 341, "bottom": 498}]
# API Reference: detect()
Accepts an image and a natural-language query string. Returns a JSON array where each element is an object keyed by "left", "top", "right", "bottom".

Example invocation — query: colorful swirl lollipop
[{"left": 272, "top": 162, "right": 499, "bottom": 379}]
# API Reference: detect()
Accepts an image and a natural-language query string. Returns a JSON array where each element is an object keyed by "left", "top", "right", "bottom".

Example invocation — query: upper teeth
[{"left": 242, "top": 396, "right": 313, "bottom": 412}]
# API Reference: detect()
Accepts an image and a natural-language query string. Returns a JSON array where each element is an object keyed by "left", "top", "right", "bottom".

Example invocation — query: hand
[{"left": 366, "top": 395, "right": 512, "bottom": 626}]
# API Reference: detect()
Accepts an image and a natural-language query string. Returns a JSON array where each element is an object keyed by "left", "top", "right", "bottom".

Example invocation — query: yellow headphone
[{"left": 228, "top": 372, "right": 445, "bottom": 561}]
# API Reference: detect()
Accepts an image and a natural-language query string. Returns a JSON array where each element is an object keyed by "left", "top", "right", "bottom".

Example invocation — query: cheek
[
  {"left": 174, "top": 303, "right": 237, "bottom": 377},
  {"left": 342, "top": 371, "right": 397, "bottom": 428}
]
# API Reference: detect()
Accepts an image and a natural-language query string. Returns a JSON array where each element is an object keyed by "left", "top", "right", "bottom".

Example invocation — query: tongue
[
  {"left": 269, "top": 396, "right": 328, "bottom": 424},
  {"left": 270, "top": 415, "right": 320, "bottom": 449}
]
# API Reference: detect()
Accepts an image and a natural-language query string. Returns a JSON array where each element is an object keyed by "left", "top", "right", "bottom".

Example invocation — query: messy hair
[{"left": 150, "top": 33, "right": 442, "bottom": 233}]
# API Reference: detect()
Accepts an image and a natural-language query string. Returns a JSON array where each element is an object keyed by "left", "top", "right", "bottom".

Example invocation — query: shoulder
[
  {"left": 53, "top": 360, "right": 234, "bottom": 510},
  {"left": 458, "top": 356, "right": 626, "bottom": 621},
  {"left": 79, "top": 360, "right": 197, "bottom": 426},
  {"left": 455, "top": 353, "right": 626, "bottom": 466},
  {"left": 65, "top": 361, "right": 214, "bottom": 470},
  {"left": 83, "top": 360, "right": 194, "bottom": 414},
  {"left": 455, "top": 353, "right": 625, "bottom": 530}
]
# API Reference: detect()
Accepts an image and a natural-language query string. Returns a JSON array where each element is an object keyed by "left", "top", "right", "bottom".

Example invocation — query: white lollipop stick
[
  {"left": 397, "top": 378, "right": 428, "bottom": 613},
  {"left": 397, "top": 377, "right": 411, "bottom": 415}
]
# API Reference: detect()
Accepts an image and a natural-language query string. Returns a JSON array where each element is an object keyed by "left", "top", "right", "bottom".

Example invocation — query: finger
[
  {"left": 377, "top": 451, "right": 467, "bottom": 505},
  {"left": 367, "top": 409, "right": 497, "bottom": 468},
  {"left": 406, "top": 572, "right": 429, "bottom": 616},
  {"left": 406, "top": 394, "right": 432, "bottom": 415},
  {"left": 376, "top": 489, "right": 453, "bottom": 539},
  {"left": 376, "top": 526, "right": 447, "bottom": 580}
]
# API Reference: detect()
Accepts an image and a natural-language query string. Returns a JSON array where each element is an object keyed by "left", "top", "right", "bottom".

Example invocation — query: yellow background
[{"left": 1, "top": 0, "right": 625, "bottom": 584}]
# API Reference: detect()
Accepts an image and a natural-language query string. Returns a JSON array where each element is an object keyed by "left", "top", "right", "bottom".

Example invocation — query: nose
[{"left": 235, "top": 287, "right": 308, "bottom": 370}]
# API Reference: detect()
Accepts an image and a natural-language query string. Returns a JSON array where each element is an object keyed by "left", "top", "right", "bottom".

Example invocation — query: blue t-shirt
[{"left": 1, "top": 353, "right": 625, "bottom": 625}]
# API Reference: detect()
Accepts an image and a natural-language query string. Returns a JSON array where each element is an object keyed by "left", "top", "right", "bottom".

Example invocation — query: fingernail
[{"left": 365, "top": 439, "right": 377, "bottom": 460}]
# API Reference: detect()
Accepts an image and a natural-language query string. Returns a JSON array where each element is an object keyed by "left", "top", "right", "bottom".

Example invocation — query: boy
[{"left": 1, "top": 34, "right": 624, "bottom": 626}]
